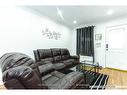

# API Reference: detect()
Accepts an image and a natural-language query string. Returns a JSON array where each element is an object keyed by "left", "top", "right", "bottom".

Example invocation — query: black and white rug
[{"left": 82, "top": 70, "right": 109, "bottom": 89}]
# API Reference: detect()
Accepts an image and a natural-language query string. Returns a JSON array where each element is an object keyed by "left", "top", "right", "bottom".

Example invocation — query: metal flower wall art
[{"left": 42, "top": 28, "right": 61, "bottom": 40}]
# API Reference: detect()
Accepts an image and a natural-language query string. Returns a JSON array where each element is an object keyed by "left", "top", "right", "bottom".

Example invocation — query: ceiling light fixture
[
  {"left": 73, "top": 20, "right": 77, "bottom": 24},
  {"left": 56, "top": 7, "right": 64, "bottom": 21},
  {"left": 57, "top": 9, "right": 62, "bottom": 16},
  {"left": 107, "top": 10, "right": 114, "bottom": 15}
]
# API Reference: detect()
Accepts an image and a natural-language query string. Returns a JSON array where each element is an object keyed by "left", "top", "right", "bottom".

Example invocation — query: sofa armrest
[
  {"left": 4, "top": 79, "right": 25, "bottom": 89},
  {"left": 70, "top": 55, "right": 79, "bottom": 59},
  {"left": 33, "top": 50, "right": 40, "bottom": 62},
  {"left": 2, "top": 66, "right": 44, "bottom": 89}
]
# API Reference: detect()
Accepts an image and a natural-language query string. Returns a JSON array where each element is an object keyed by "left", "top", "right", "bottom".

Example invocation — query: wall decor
[
  {"left": 42, "top": 28, "right": 61, "bottom": 40},
  {"left": 95, "top": 34, "right": 102, "bottom": 40},
  {"left": 96, "top": 43, "right": 101, "bottom": 48}
]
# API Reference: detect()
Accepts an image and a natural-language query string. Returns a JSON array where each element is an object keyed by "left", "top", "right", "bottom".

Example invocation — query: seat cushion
[
  {"left": 53, "top": 63, "right": 66, "bottom": 70},
  {"left": 50, "top": 71, "right": 84, "bottom": 89},
  {"left": 41, "top": 71, "right": 65, "bottom": 88},
  {"left": 40, "top": 58, "right": 53, "bottom": 64},
  {"left": 42, "top": 74, "right": 59, "bottom": 87},
  {"left": 51, "top": 71, "right": 65, "bottom": 78},
  {"left": 38, "top": 63, "right": 54, "bottom": 75},
  {"left": 61, "top": 59, "right": 74, "bottom": 66}
]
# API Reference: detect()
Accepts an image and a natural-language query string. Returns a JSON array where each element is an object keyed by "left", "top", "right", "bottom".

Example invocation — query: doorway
[{"left": 105, "top": 24, "right": 127, "bottom": 70}]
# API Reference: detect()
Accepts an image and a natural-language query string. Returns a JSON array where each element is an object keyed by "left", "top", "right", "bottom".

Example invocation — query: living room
[{"left": 0, "top": 1, "right": 127, "bottom": 93}]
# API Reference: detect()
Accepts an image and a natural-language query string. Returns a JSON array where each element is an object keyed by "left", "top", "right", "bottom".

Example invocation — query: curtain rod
[{"left": 76, "top": 25, "right": 95, "bottom": 30}]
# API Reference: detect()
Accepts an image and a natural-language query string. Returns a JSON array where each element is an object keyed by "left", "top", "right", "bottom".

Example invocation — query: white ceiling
[{"left": 26, "top": 6, "right": 127, "bottom": 28}]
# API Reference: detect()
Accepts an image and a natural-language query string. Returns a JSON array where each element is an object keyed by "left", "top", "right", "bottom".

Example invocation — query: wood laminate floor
[
  {"left": 99, "top": 68, "right": 127, "bottom": 89},
  {"left": 0, "top": 85, "right": 6, "bottom": 89}
]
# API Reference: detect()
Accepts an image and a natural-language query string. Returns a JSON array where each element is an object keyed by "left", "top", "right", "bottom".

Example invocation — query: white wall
[
  {"left": 0, "top": 6, "right": 72, "bottom": 84},
  {"left": 0, "top": 7, "right": 72, "bottom": 58},
  {"left": 72, "top": 16, "right": 127, "bottom": 70}
]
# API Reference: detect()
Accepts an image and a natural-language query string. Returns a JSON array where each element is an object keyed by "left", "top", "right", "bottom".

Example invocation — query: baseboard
[{"left": 105, "top": 67, "right": 127, "bottom": 72}]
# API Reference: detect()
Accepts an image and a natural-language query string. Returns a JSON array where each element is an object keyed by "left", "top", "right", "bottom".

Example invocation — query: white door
[{"left": 106, "top": 24, "right": 127, "bottom": 70}]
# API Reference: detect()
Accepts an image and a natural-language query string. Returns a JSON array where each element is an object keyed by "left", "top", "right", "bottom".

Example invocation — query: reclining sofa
[
  {"left": 33, "top": 48, "right": 80, "bottom": 71},
  {"left": 0, "top": 52, "right": 84, "bottom": 89}
]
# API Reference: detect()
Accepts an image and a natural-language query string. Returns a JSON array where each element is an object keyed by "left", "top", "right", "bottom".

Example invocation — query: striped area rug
[{"left": 82, "top": 70, "right": 109, "bottom": 89}]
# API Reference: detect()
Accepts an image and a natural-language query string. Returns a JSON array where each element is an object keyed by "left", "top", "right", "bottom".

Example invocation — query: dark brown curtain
[{"left": 76, "top": 26, "right": 94, "bottom": 57}]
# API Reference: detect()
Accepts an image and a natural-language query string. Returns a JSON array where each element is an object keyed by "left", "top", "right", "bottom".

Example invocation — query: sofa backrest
[
  {"left": 0, "top": 53, "right": 34, "bottom": 72},
  {"left": 0, "top": 52, "right": 47, "bottom": 89},
  {"left": 60, "top": 49, "right": 70, "bottom": 60},
  {"left": 33, "top": 48, "right": 71, "bottom": 63},
  {"left": 0, "top": 53, "right": 40, "bottom": 77},
  {"left": 51, "top": 48, "right": 61, "bottom": 62},
  {"left": 36, "top": 49, "right": 54, "bottom": 63}
]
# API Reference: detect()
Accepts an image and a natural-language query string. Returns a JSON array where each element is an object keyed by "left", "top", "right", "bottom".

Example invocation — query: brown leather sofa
[
  {"left": 0, "top": 52, "right": 84, "bottom": 89},
  {"left": 33, "top": 48, "right": 80, "bottom": 71}
]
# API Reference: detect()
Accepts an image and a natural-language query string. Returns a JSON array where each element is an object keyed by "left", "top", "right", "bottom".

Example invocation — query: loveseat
[
  {"left": 0, "top": 52, "right": 84, "bottom": 89},
  {"left": 33, "top": 48, "right": 80, "bottom": 71}
]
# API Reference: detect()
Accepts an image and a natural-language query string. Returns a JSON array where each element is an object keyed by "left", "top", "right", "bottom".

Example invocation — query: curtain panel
[{"left": 76, "top": 26, "right": 94, "bottom": 57}]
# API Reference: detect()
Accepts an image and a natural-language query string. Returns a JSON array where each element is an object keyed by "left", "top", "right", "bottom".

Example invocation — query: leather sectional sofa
[
  {"left": 33, "top": 48, "right": 80, "bottom": 72},
  {"left": 0, "top": 52, "right": 85, "bottom": 89}
]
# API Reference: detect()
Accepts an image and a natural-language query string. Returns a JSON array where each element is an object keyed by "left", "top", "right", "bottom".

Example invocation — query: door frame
[{"left": 105, "top": 23, "right": 127, "bottom": 68}]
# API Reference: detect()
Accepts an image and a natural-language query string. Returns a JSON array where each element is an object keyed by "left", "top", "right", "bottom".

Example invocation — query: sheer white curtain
[{"left": 80, "top": 55, "right": 93, "bottom": 64}]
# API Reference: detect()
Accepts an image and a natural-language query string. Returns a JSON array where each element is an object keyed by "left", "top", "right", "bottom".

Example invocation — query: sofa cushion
[
  {"left": 51, "top": 49, "right": 61, "bottom": 62},
  {"left": 61, "top": 59, "right": 74, "bottom": 66},
  {"left": 42, "top": 74, "right": 59, "bottom": 87},
  {"left": 41, "top": 71, "right": 65, "bottom": 88},
  {"left": 49, "top": 71, "right": 84, "bottom": 89},
  {"left": 38, "top": 63, "right": 54, "bottom": 76},
  {"left": 40, "top": 58, "right": 53, "bottom": 63},
  {"left": 53, "top": 56, "right": 61, "bottom": 62},
  {"left": 60, "top": 49, "right": 70, "bottom": 60},
  {"left": 53, "top": 63, "right": 66, "bottom": 70},
  {"left": 37, "top": 49, "right": 53, "bottom": 63},
  {"left": 51, "top": 71, "right": 65, "bottom": 78},
  {"left": 61, "top": 55, "right": 70, "bottom": 60}
]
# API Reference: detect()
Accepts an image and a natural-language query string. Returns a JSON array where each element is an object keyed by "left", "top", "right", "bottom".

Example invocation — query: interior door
[{"left": 106, "top": 24, "right": 127, "bottom": 70}]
